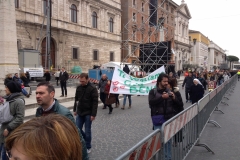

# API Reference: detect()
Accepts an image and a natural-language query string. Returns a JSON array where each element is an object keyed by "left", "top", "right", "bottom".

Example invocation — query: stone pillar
[{"left": 0, "top": 0, "right": 19, "bottom": 81}]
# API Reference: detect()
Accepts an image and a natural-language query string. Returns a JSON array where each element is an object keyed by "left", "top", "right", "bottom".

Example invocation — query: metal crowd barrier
[{"left": 116, "top": 74, "right": 238, "bottom": 160}]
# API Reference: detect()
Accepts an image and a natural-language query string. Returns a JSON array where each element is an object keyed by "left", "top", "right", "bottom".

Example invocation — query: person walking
[
  {"left": 25, "top": 71, "right": 31, "bottom": 81},
  {"left": 4, "top": 74, "right": 12, "bottom": 85},
  {"left": 115, "top": 94, "right": 120, "bottom": 108},
  {"left": 148, "top": 73, "right": 182, "bottom": 160},
  {"left": 182, "top": 72, "right": 194, "bottom": 103},
  {"left": 198, "top": 74, "right": 207, "bottom": 91},
  {"left": 59, "top": 67, "right": 69, "bottom": 97},
  {"left": 189, "top": 79, "right": 204, "bottom": 104},
  {"left": 104, "top": 80, "right": 115, "bottom": 114},
  {"left": 98, "top": 74, "right": 108, "bottom": 109},
  {"left": 223, "top": 72, "right": 229, "bottom": 82},
  {"left": 35, "top": 82, "right": 88, "bottom": 160},
  {"left": 0, "top": 81, "right": 25, "bottom": 160},
  {"left": 54, "top": 69, "right": 60, "bottom": 86},
  {"left": 44, "top": 70, "right": 51, "bottom": 82},
  {"left": 237, "top": 70, "right": 240, "bottom": 81},
  {"left": 121, "top": 94, "right": 132, "bottom": 109},
  {"left": 73, "top": 73, "right": 98, "bottom": 154}
]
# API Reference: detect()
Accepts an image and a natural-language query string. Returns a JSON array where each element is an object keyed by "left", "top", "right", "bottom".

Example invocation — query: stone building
[
  {"left": 121, "top": 0, "right": 178, "bottom": 65},
  {"left": 189, "top": 30, "right": 210, "bottom": 70},
  {"left": 15, "top": 0, "right": 121, "bottom": 72},
  {"left": 174, "top": 0, "right": 191, "bottom": 71},
  {"left": 208, "top": 41, "right": 226, "bottom": 70}
]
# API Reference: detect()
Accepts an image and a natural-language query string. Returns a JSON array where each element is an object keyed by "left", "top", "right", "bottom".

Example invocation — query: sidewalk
[{"left": 186, "top": 81, "right": 240, "bottom": 160}]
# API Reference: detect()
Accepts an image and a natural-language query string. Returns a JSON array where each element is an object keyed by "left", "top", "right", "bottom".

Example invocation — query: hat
[{"left": 6, "top": 81, "right": 22, "bottom": 93}]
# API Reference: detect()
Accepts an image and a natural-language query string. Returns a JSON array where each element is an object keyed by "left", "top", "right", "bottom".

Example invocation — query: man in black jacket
[
  {"left": 182, "top": 72, "right": 194, "bottom": 103},
  {"left": 59, "top": 67, "right": 69, "bottom": 97},
  {"left": 73, "top": 73, "right": 98, "bottom": 154}
]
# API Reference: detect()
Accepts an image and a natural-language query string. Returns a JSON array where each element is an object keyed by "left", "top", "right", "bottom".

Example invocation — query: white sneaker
[{"left": 87, "top": 149, "right": 91, "bottom": 154}]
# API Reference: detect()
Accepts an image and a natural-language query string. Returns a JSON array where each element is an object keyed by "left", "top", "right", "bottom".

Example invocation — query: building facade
[
  {"left": 189, "top": 30, "right": 210, "bottom": 70},
  {"left": 174, "top": 0, "right": 191, "bottom": 71},
  {"left": 208, "top": 41, "right": 226, "bottom": 70},
  {"left": 121, "top": 0, "right": 178, "bottom": 65},
  {"left": 15, "top": 0, "right": 121, "bottom": 72}
]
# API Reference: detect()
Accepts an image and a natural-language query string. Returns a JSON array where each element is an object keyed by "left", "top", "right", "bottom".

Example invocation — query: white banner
[
  {"left": 110, "top": 66, "right": 165, "bottom": 95},
  {"left": 23, "top": 68, "right": 44, "bottom": 78}
]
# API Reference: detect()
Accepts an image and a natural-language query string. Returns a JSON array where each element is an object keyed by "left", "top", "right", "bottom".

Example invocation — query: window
[
  {"left": 133, "top": 0, "right": 136, "bottom": 6},
  {"left": 92, "top": 12, "right": 97, "bottom": 28},
  {"left": 142, "top": 33, "right": 144, "bottom": 42},
  {"left": 166, "top": 4, "right": 169, "bottom": 11},
  {"left": 133, "top": 13, "right": 136, "bottom": 22},
  {"left": 133, "top": 31, "right": 136, "bottom": 41},
  {"left": 182, "top": 25, "right": 185, "bottom": 37},
  {"left": 70, "top": 4, "right": 77, "bottom": 23},
  {"left": 15, "top": 0, "right": 19, "bottom": 8},
  {"left": 93, "top": 50, "right": 99, "bottom": 61},
  {"left": 142, "top": 16, "right": 144, "bottom": 23},
  {"left": 43, "top": 0, "right": 52, "bottom": 16},
  {"left": 72, "top": 48, "right": 78, "bottom": 59},
  {"left": 110, "top": 52, "right": 114, "bottom": 61},
  {"left": 142, "top": 3, "right": 144, "bottom": 11},
  {"left": 109, "top": 17, "right": 114, "bottom": 33},
  {"left": 131, "top": 45, "right": 137, "bottom": 54}
]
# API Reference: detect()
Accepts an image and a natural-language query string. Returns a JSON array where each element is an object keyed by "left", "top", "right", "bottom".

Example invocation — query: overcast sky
[{"left": 174, "top": 0, "right": 240, "bottom": 58}]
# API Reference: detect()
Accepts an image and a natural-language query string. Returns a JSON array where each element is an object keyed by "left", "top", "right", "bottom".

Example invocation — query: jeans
[
  {"left": 1, "top": 143, "right": 8, "bottom": 160},
  {"left": 115, "top": 94, "right": 120, "bottom": 105},
  {"left": 185, "top": 88, "right": 190, "bottom": 101},
  {"left": 21, "top": 88, "right": 28, "bottom": 96},
  {"left": 153, "top": 125, "right": 171, "bottom": 160},
  {"left": 76, "top": 115, "right": 92, "bottom": 149},
  {"left": 60, "top": 81, "right": 67, "bottom": 96},
  {"left": 123, "top": 95, "right": 131, "bottom": 106},
  {"left": 100, "top": 92, "right": 106, "bottom": 107}
]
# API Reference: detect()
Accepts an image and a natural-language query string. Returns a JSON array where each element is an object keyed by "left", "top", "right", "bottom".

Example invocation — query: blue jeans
[
  {"left": 1, "top": 143, "right": 8, "bottom": 160},
  {"left": 154, "top": 125, "right": 171, "bottom": 160},
  {"left": 76, "top": 115, "right": 92, "bottom": 149},
  {"left": 123, "top": 95, "right": 131, "bottom": 106}
]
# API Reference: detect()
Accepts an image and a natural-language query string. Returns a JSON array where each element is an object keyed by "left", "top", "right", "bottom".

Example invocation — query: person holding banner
[{"left": 98, "top": 74, "right": 108, "bottom": 109}]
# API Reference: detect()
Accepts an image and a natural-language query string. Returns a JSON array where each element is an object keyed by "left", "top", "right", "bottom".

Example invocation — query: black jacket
[
  {"left": 20, "top": 76, "right": 29, "bottom": 87},
  {"left": 44, "top": 72, "right": 51, "bottom": 81},
  {"left": 74, "top": 82, "right": 98, "bottom": 117},
  {"left": 189, "top": 84, "right": 204, "bottom": 104},
  {"left": 198, "top": 78, "right": 207, "bottom": 90},
  {"left": 148, "top": 87, "right": 182, "bottom": 120},
  {"left": 4, "top": 78, "right": 12, "bottom": 85},
  {"left": 59, "top": 71, "right": 69, "bottom": 82},
  {"left": 182, "top": 76, "right": 194, "bottom": 89},
  {"left": 123, "top": 65, "right": 130, "bottom": 74}
]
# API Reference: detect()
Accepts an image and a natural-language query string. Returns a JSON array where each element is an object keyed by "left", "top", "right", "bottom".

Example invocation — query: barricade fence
[{"left": 116, "top": 74, "right": 238, "bottom": 160}]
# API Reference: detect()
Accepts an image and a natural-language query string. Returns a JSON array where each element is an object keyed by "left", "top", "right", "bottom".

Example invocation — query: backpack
[{"left": 0, "top": 99, "right": 24, "bottom": 124}]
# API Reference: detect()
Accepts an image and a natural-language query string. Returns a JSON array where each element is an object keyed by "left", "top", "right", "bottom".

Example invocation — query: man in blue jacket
[{"left": 35, "top": 82, "right": 88, "bottom": 160}]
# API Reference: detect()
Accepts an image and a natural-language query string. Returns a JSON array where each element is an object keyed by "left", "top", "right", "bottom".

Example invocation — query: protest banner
[{"left": 110, "top": 66, "right": 165, "bottom": 95}]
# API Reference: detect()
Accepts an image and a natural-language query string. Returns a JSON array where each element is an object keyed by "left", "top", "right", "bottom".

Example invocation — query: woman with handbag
[{"left": 104, "top": 80, "right": 116, "bottom": 114}]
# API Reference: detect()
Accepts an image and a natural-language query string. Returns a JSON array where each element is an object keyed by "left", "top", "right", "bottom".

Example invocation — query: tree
[{"left": 227, "top": 55, "right": 239, "bottom": 69}]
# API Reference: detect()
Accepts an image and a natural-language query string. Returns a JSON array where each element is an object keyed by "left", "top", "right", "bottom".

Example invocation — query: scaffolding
[{"left": 121, "top": 0, "right": 175, "bottom": 74}]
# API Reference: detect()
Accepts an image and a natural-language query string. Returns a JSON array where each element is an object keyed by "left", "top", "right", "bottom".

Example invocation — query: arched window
[
  {"left": 109, "top": 17, "right": 114, "bottom": 33},
  {"left": 92, "top": 12, "right": 97, "bottom": 28},
  {"left": 70, "top": 4, "right": 77, "bottom": 23}
]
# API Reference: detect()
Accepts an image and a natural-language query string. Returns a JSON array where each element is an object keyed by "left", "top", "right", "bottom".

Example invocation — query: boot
[
  {"left": 115, "top": 103, "right": 117, "bottom": 108},
  {"left": 121, "top": 106, "right": 125, "bottom": 110},
  {"left": 109, "top": 107, "right": 113, "bottom": 114},
  {"left": 128, "top": 105, "right": 131, "bottom": 109}
]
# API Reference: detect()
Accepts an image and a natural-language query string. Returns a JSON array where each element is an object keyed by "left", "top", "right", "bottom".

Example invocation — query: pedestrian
[
  {"left": 44, "top": 70, "right": 51, "bottom": 82},
  {"left": 0, "top": 81, "right": 25, "bottom": 160},
  {"left": 104, "top": 80, "right": 115, "bottom": 114},
  {"left": 35, "top": 82, "right": 88, "bottom": 160},
  {"left": 5, "top": 114, "right": 82, "bottom": 160},
  {"left": 115, "top": 94, "right": 120, "bottom": 108},
  {"left": 121, "top": 94, "right": 132, "bottom": 109},
  {"left": 148, "top": 73, "right": 181, "bottom": 160},
  {"left": 4, "top": 74, "right": 12, "bottom": 85},
  {"left": 182, "top": 72, "right": 194, "bottom": 103},
  {"left": 169, "top": 72, "right": 178, "bottom": 84},
  {"left": 12, "top": 73, "right": 29, "bottom": 97},
  {"left": 59, "top": 67, "right": 69, "bottom": 97},
  {"left": 237, "top": 70, "right": 240, "bottom": 81},
  {"left": 177, "top": 70, "right": 181, "bottom": 78},
  {"left": 189, "top": 79, "right": 204, "bottom": 104},
  {"left": 123, "top": 64, "right": 130, "bottom": 74},
  {"left": 20, "top": 73, "right": 31, "bottom": 95},
  {"left": 54, "top": 69, "right": 60, "bottom": 86},
  {"left": 25, "top": 71, "right": 31, "bottom": 81},
  {"left": 198, "top": 74, "right": 207, "bottom": 90},
  {"left": 98, "top": 74, "right": 108, "bottom": 109},
  {"left": 73, "top": 73, "right": 98, "bottom": 154},
  {"left": 217, "top": 72, "right": 224, "bottom": 86},
  {"left": 223, "top": 72, "right": 229, "bottom": 82}
]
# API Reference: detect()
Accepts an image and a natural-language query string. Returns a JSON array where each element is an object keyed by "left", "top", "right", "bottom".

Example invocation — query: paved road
[{"left": 87, "top": 85, "right": 192, "bottom": 160}]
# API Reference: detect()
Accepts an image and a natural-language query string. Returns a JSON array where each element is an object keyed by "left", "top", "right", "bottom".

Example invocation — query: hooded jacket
[
  {"left": 182, "top": 76, "right": 194, "bottom": 88},
  {"left": 0, "top": 93, "right": 25, "bottom": 143}
]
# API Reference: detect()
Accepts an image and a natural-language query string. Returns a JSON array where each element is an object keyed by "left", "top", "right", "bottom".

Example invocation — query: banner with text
[{"left": 110, "top": 66, "right": 165, "bottom": 95}]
